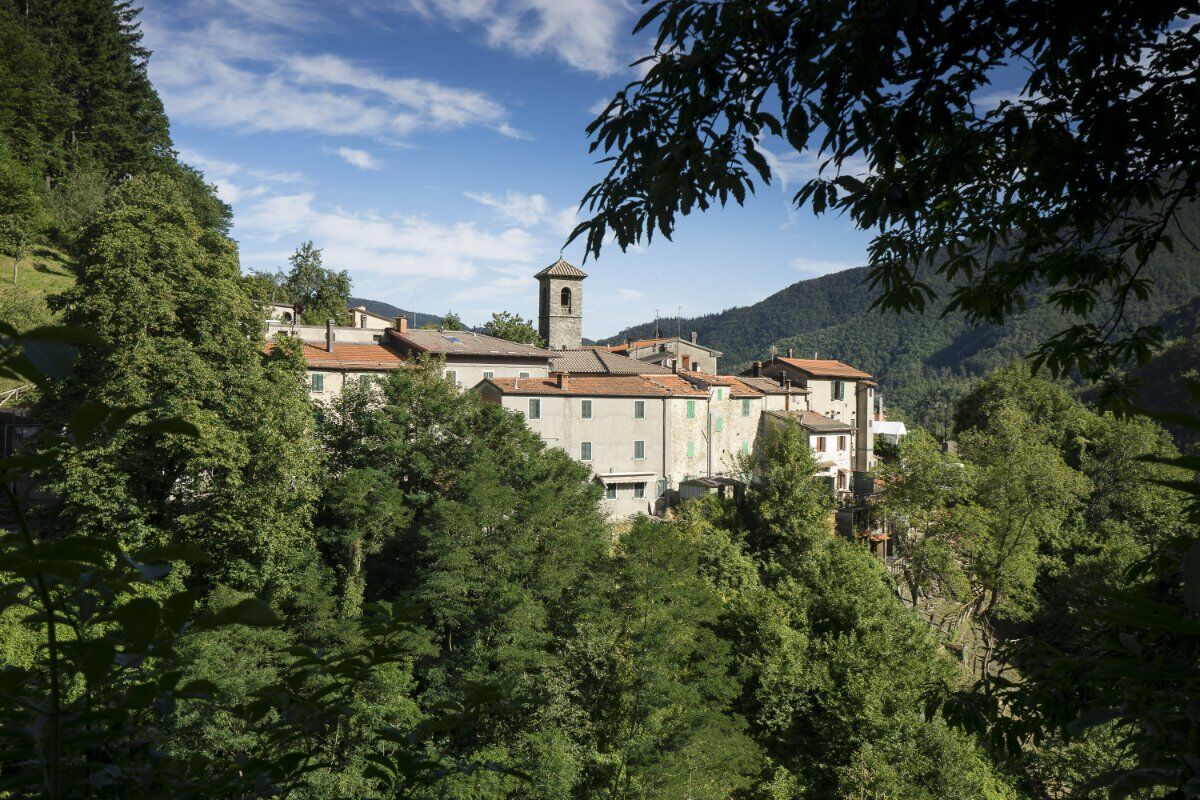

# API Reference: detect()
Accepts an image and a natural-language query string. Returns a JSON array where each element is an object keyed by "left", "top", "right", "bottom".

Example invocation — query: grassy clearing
[{"left": 0, "top": 247, "right": 76, "bottom": 399}]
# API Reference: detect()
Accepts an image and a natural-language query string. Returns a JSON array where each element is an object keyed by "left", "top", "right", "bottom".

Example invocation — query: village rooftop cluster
[{"left": 267, "top": 258, "right": 900, "bottom": 529}]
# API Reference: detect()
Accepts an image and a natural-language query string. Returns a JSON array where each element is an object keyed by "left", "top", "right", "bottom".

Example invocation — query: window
[
  {"left": 838, "top": 435, "right": 847, "bottom": 451},
  {"left": 519, "top": 371, "right": 531, "bottom": 378},
  {"left": 445, "top": 369, "right": 458, "bottom": 387},
  {"left": 359, "top": 314, "right": 367, "bottom": 328},
  {"left": 687, "top": 440, "right": 695, "bottom": 458},
  {"left": 634, "top": 483, "right": 645, "bottom": 499},
  {"left": 560, "top": 287, "right": 572, "bottom": 308},
  {"left": 716, "top": 388, "right": 723, "bottom": 400},
  {"left": 528, "top": 399, "right": 541, "bottom": 419},
  {"left": 687, "top": 400, "right": 696, "bottom": 418},
  {"left": 581, "top": 399, "right": 592, "bottom": 419},
  {"left": 483, "top": 371, "right": 494, "bottom": 379},
  {"left": 580, "top": 442, "right": 592, "bottom": 461},
  {"left": 837, "top": 471, "right": 847, "bottom": 490},
  {"left": 656, "top": 479, "right": 667, "bottom": 497},
  {"left": 310, "top": 373, "right": 324, "bottom": 393},
  {"left": 605, "top": 484, "right": 617, "bottom": 500},
  {"left": 713, "top": 416, "right": 723, "bottom": 433},
  {"left": 832, "top": 380, "right": 845, "bottom": 401},
  {"left": 634, "top": 400, "right": 645, "bottom": 419},
  {"left": 742, "top": 398, "right": 751, "bottom": 417},
  {"left": 741, "top": 440, "right": 750, "bottom": 455},
  {"left": 634, "top": 440, "right": 645, "bottom": 460},
  {"left": 816, "top": 436, "right": 827, "bottom": 451}
]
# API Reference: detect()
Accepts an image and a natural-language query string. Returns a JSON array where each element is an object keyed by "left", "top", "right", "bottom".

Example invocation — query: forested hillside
[
  {"left": 601, "top": 207, "right": 1200, "bottom": 421},
  {"left": 0, "top": 0, "right": 230, "bottom": 342}
]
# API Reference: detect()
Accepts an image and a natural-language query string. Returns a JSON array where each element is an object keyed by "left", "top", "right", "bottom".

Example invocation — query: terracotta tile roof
[
  {"left": 737, "top": 376, "right": 811, "bottom": 395},
  {"left": 390, "top": 329, "right": 551, "bottom": 358},
  {"left": 679, "top": 370, "right": 733, "bottom": 386},
  {"left": 724, "top": 377, "right": 768, "bottom": 398},
  {"left": 765, "top": 409, "right": 854, "bottom": 433},
  {"left": 481, "top": 373, "right": 707, "bottom": 398},
  {"left": 533, "top": 256, "right": 587, "bottom": 279},
  {"left": 777, "top": 357, "right": 872, "bottom": 380},
  {"left": 267, "top": 340, "right": 410, "bottom": 370},
  {"left": 609, "top": 336, "right": 723, "bottom": 356},
  {"left": 550, "top": 348, "right": 670, "bottom": 375}
]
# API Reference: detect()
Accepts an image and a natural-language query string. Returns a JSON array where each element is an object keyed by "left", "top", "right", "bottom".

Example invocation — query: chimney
[
  {"left": 690, "top": 331, "right": 698, "bottom": 344},
  {"left": 778, "top": 374, "right": 786, "bottom": 389},
  {"left": 752, "top": 360, "right": 762, "bottom": 377},
  {"left": 554, "top": 370, "right": 569, "bottom": 390},
  {"left": 326, "top": 319, "right": 334, "bottom": 352},
  {"left": 394, "top": 315, "right": 408, "bottom": 333},
  {"left": 787, "top": 348, "right": 794, "bottom": 358}
]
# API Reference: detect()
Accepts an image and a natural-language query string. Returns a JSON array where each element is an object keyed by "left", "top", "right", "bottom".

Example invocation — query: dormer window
[{"left": 560, "top": 287, "right": 572, "bottom": 309}]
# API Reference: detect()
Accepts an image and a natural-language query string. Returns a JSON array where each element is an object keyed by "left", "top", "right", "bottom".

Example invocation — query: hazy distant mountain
[{"left": 601, "top": 210, "right": 1200, "bottom": 419}]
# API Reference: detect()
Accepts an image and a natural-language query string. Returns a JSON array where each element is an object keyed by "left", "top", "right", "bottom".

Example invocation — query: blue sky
[{"left": 141, "top": 0, "right": 875, "bottom": 338}]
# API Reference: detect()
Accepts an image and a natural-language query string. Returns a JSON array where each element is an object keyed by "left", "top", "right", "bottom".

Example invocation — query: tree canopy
[
  {"left": 482, "top": 311, "right": 544, "bottom": 346},
  {"left": 572, "top": 0, "right": 1200, "bottom": 389}
]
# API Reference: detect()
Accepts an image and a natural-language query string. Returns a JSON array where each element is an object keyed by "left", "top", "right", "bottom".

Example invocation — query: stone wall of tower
[{"left": 538, "top": 276, "right": 583, "bottom": 349}]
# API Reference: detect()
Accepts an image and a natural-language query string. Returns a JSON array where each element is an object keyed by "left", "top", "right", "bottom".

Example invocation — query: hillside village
[{"left": 267, "top": 256, "right": 897, "bottom": 534}]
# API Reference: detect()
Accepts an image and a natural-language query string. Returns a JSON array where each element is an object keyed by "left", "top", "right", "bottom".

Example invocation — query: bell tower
[{"left": 535, "top": 256, "right": 586, "bottom": 349}]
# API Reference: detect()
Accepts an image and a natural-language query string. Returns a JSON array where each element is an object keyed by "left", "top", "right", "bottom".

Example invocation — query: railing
[{"left": 0, "top": 386, "right": 27, "bottom": 407}]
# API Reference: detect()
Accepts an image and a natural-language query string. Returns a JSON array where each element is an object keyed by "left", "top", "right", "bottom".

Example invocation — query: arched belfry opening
[{"left": 535, "top": 257, "right": 587, "bottom": 350}]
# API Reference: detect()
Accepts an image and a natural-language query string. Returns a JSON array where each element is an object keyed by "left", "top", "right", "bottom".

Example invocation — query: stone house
[
  {"left": 605, "top": 335, "right": 723, "bottom": 374},
  {"left": 763, "top": 409, "right": 857, "bottom": 495},
  {"left": 745, "top": 355, "right": 876, "bottom": 474},
  {"left": 476, "top": 372, "right": 722, "bottom": 518},
  {"left": 269, "top": 315, "right": 552, "bottom": 401},
  {"left": 386, "top": 318, "right": 552, "bottom": 389}
]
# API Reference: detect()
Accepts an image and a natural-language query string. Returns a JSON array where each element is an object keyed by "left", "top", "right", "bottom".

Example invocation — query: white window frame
[
  {"left": 528, "top": 399, "right": 541, "bottom": 420},
  {"left": 634, "top": 400, "right": 645, "bottom": 419},
  {"left": 633, "top": 483, "right": 645, "bottom": 499},
  {"left": 580, "top": 399, "right": 592, "bottom": 419},
  {"left": 633, "top": 440, "right": 645, "bottom": 460},
  {"left": 580, "top": 441, "right": 593, "bottom": 461}
]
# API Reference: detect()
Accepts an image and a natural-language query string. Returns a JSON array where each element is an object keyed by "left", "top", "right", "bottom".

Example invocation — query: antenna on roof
[{"left": 654, "top": 308, "right": 660, "bottom": 339}]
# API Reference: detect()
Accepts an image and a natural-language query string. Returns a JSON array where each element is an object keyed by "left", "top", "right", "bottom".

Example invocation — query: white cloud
[
  {"left": 615, "top": 287, "right": 643, "bottom": 302},
  {"left": 464, "top": 190, "right": 548, "bottom": 227},
  {"left": 335, "top": 146, "right": 382, "bottom": 170},
  {"left": 236, "top": 192, "right": 539, "bottom": 288},
  {"left": 790, "top": 256, "right": 855, "bottom": 277},
  {"left": 400, "top": 0, "right": 632, "bottom": 75},
  {"left": 759, "top": 143, "right": 870, "bottom": 190},
  {"left": 143, "top": 17, "right": 518, "bottom": 142},
  {"left": 465, "top": 190, "right": 580, "bottom": 237},
  {"left": 176, "top": 147, "right": 305, "bottom": 204}
]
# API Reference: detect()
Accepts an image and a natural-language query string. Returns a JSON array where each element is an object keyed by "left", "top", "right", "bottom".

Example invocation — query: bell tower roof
[{"left": 534, "top": 256, "right": 587, "bottom": 279}]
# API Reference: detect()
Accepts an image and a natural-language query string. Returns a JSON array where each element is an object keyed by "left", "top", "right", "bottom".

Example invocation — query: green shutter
[
  {"left": 310, "top": 373, "right": 323, "bottom": 392},
  {"left": 687, "top": 440, "right": 695, "bottom": 458},
  {"left": 715, "top": 416, "right": 723, "bottom": 433},
  {"left": 742, "top": 398, "right": 750, "bottom": 417},
  {"left": 687, "top": 400, "right": 695, "bottom": 418}
]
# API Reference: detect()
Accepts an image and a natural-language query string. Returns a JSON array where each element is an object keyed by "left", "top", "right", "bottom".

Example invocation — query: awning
[{"left": 595, "top": 472, "right": 658, "bottom": 484}]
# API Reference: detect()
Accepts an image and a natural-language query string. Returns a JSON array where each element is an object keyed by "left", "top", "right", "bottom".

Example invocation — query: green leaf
[
  {"left": 141, "top": 417, "right": 201, "bottom": 437},
  {"left": 196, "top": 598, "right": 282, "bottom": 629},
  {"left": 116, "top": 597, "right": 161, "bottom": 644}
]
